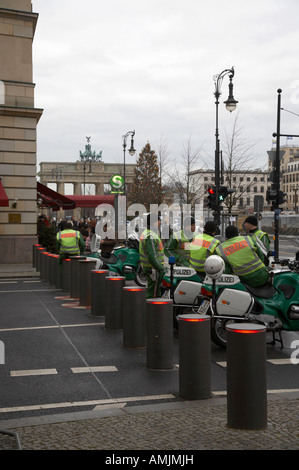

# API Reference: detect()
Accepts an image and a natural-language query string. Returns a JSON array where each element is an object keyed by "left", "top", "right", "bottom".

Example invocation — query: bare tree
[
  {"left": 155, "top": 135, "right": 172, "bottom": 205},
  {"left": 221, "top": 112, "right": 268, "bottom": 213},
  {"left": 171, "top": 137, "right": 203, "bottom": 210}
]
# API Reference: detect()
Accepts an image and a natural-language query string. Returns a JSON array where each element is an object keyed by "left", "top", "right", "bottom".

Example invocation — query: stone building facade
[{"left": 0, "top": 0, "right": 43, "bottom": 263}]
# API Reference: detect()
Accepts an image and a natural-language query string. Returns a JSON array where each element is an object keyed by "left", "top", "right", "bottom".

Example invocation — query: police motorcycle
[
  {"left": 85, "top": 231, "right": 147, "bottom": 287},
  {"left": 162, "top": 253, "right": 299, "bottom": 348}
]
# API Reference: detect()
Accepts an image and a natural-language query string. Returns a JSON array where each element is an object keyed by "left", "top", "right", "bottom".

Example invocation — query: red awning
[
  {"left": 0, "top": 179, "right": 9, "bottom": 207},
  {"left": 67, "top": 195, "right": 114, "bottom": 208},
  {"left": 37, "top": 182, "right": 76, "bottom": 211}
]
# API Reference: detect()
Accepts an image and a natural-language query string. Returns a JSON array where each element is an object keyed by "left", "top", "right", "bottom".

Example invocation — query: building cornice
[
  {"left": 0, "top": 8, "right": 38, "bottom": 36},
  {"left": 0, "top": 105, "right": 43, "bottom": 122}
]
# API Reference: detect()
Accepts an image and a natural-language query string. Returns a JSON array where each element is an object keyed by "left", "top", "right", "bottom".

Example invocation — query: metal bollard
[
  {"left": 53, "top": 255, "right": 62, "bottom": 289},
  {"left": 36, "top": 247, "right": 46, "bottom": 273},
  {"left": 62, "top": 258, "right": 71, "bottom": 294},
  {"left": 70, "top": 256, "right": 86, "bottom": 299},
  {"left": 90, "top": 270, "right": 109, "bottom": 316},
  {"left": 146, "top": 299, "right": 173, "bottom": 370},
  {"left": 32, "top": 244, "right": 41, "bottom": 268},
  {"left": 40, "top": 251, "right": 49, "bottom": 281},
  {"left": 51, "top": 254, "right": 60, "bottom": 287},
  {"left": 123, "top": 287, "right": 147, "bottom": 347},
  {"left": 45, "top": 253, "right": 52, "bottom": 284},
  {"left": 226, "top": 323, "right": 267, "bottom": 430},
  {"left": 178, "top": 314, "right": 211, "bottom": 400},
  {"left": 105, "top": 276, "right": 126, "bottom": 329},
  {"left": 78, "top": 260, "right": 96, "bottom": 307}
]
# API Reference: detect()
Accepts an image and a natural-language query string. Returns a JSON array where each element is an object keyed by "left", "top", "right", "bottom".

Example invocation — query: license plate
[{"left": 197, "top": 299, "right": 210, "bottom": 314}]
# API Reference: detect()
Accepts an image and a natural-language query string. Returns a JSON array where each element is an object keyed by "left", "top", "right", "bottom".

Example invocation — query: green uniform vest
[
  {"left": 139, "top": 229, "right": 164, "bottom": 268},
  {"left": 57, "top": 229, "right": 81, "bottom": 255},
  {"left": 172, "top": 230, "right": 193, "bottom": 261},
  {"left": 216, "top": 235, "right": 265, "bottom": 277},
  {"left": 190, "top": 234, "right": 220, "bottom": 272}
]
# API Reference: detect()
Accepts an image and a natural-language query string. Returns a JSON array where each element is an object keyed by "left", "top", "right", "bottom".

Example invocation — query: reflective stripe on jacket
[
  {"left": 250, "top": 229, "right": 270, "bottom": 257},
  {"left": 216, "top": 235, "right": 265, "bottom": 277},
  {"left": 164, "top": 230, "right": 193, "bottom": 262},
  {"left": 190, "top": 234, "right": 220, "bottom": 272},
  {"left": 57, "top": 229, "right": 81, "bottom": 255},
  {"left": 139, "top": 229, "right": 164, "bottom": 269}
]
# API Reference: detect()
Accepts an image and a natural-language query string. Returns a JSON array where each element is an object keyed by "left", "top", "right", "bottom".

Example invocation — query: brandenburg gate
[{"left": 38, "top": 138, "right": 136, "bottom": 216}]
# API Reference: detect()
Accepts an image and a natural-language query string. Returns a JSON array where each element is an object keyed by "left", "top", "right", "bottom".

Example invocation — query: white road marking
[
  {"left": 0, "top": 281, "right": 18, "bottom": 285},
  {"left": 213, "top": 389, "right": 299, "bottom": 396},
  {"left": 267, "top": 359, "right": 293, "bottom": 365},
  {"left": 0, "top": 394, "right": 176, "bottom": 413},
  {"left": 10, "top": 369, "right": 58, "bottom": 377},
  {"left": 71, "top": 366, "right": 118, "bottom": 373},
  {"left": 0, "top": 323, "right": 103, "bottom": 332},
  {"left": 216, "top": 359, "right": 295, "bottom": 367},
  {"left": 0, "top": 289, "right": 59, "bottom": 293}
]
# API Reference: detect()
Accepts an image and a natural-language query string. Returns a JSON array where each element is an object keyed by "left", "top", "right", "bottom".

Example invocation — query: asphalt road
[{"left": 0, "top": 273, "right": 298, "bottom": 424}]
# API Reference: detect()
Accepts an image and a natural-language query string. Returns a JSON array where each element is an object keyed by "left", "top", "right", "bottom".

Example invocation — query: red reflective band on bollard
[
  {"left": 109, "top": 277, "right": 124, "bottom": 281},
  {"left": 226, "top": 324, "right": 266, "bottom": 334},
  {"left": 124, "top": 287, "right": 145, "bottom": 292},
  {"left": 179, "top": 314, "right": 210, "bottom": 322}
]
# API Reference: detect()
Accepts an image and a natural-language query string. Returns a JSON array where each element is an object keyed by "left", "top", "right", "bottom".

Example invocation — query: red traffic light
[{"left": 207, "top": 187, "right": 215, "bottom": 194}]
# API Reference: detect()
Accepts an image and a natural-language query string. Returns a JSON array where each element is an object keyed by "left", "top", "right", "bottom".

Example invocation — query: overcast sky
[{"left": 32, "top": 0, "right": 299, "bottom": 175}]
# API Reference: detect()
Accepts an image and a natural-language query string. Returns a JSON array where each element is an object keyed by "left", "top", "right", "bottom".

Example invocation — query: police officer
[
  {"left": 56, "top": 221, "right": 85, "bottom": 265},
  {"left": 139, "top": 213, "right": 164, "bottom": 299},
  {"left": 243, "top": 215, "right": 270, "bottom": 264},
  {"left": 216, "top": 225, "right": 268, "bottom": 287},
  {"left": 164, "top": 216, "right": 196, "bottom": 267},
  {"left": 190, "top": 221, "right": 220, "bottom": 276}
]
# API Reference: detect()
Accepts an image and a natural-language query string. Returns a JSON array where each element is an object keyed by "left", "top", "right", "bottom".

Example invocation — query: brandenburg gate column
[
  {"left": 74, "top": 182, "right": 81, "bottom": 195},
  {"left": 57, "top": 182, "right": 64, "bottom": 195},
  {"left": 95, "top": 183, "right": 104, "bottom": 195}
]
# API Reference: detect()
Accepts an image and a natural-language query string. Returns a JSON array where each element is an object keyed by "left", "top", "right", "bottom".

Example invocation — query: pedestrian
[
  {"left": 216, "top": 225, "right": 269, "bottom": 287},
  {"left": 100, "top": 223, "right": 117, "bottom": 257},
  {"left": 164, "top": 216, "right": 196, "bottom": 266},
  {"left": 190, "top": 221, "right": 220, "bottom": 276},
  {"left": 243, "top": 215, "right": 270, "bottom": 264},
  {"left": 139, "top": 212, "right": 165, "bottom": 298},
  {"left": 56, "top": 221, "right": 85, "bottom": 265},
  {"left": 80, "top": 229, "right": 91, "bottom": 252}
]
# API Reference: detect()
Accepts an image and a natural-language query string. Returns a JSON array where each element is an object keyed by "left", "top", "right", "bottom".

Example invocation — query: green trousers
[{"left": 143, "top": 267, "right": 164, "bottom": 299}]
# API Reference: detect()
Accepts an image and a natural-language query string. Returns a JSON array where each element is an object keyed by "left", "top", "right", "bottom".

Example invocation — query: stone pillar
[{"left": 0, "top": 1, "right": 43, "bottom": 264}]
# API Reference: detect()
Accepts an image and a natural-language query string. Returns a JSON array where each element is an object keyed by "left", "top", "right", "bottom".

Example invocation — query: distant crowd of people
[{"left": 37, "top": 214, "right": 118, "bottom": 258}]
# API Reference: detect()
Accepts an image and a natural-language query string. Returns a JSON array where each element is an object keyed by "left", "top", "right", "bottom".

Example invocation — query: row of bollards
[{"left": 33, "top": 243, "right": 268, "bottom": 430}]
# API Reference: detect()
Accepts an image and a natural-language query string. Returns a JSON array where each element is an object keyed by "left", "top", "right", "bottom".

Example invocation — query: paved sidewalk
[{"left": 0, "top": 392, "right": 298, "bottom": 450}]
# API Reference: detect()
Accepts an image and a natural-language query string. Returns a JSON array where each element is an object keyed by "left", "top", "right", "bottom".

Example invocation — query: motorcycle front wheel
[
  {"left": 211, "top": 318, "right": 248, "bottom": 348},
  {"left": 135, "top": 264, "right": 147, "bottom": 287}
]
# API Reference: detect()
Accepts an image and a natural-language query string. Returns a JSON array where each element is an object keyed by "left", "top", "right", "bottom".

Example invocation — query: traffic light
[
  {"left": 218, "top": 186, "right": 236, "bottom": 201},
  {"left": 266, "top": 188, "right": 277, "bottom": 203},
  {"left": 207, "top": 187, "right": 218, "bottom": 210},
  {"left": 277, "top": 190, "right": 287, "bottom": 206}
]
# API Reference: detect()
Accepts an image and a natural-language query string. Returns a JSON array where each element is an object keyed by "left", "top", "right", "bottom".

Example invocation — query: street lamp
[
  {"left": 213, "top": 67, "right": 238, "bottom": 228},
  {"left": 122, "top": 130, "right": 136, "bottom": 195}
]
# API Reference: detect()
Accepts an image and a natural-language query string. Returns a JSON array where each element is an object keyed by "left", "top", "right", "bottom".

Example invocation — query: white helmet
[{"left": 204, "top": 255, "right": 225, "bottom": 279}]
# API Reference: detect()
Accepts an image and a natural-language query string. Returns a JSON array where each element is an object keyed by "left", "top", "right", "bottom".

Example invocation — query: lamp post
[
  {"left": 213, "top": 67, "right": 238, "bottom": 229},
  {"left": 122, "top": 130, "right": 136, "bottom": 195}
]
